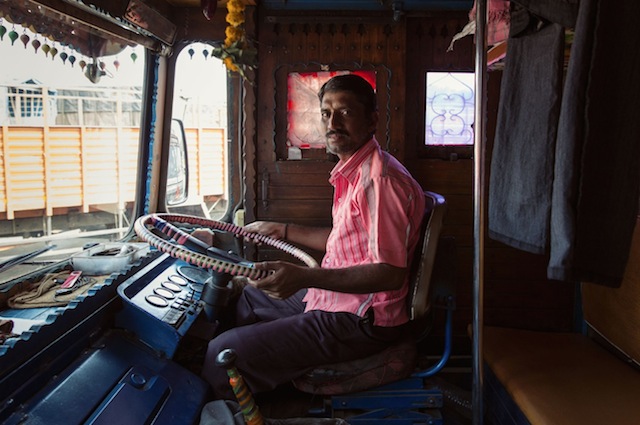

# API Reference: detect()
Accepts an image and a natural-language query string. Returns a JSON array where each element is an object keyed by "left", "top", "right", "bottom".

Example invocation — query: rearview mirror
[{"left": 166, "top": 119, "right": 189, "bottom": 206}]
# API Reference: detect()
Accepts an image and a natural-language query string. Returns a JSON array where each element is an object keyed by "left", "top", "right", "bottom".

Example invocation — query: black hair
[{"left": 318, "top": 74, "right": 377, "bottom": 116}]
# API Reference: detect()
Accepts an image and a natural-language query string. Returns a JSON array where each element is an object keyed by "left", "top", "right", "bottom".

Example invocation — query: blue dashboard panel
[
  {"left": 2, "top": 330, "right": 209, "bottom": 425},
  {"left": 0, "top": 245, "right": 227, "bottom": 425},
  {"left": 116, "top": 254, "right": 209, "bottom": 358},
  {"left": 0, "top": 252, "right": 214, "bottom": 424},
  {"left": 0, "top": 261, "right": 131, "bottom": 422}
]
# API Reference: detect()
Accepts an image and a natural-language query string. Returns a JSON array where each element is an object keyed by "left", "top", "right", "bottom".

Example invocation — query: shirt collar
[{"left": 330, "top": 137, "right": 379, "bottom": 184}]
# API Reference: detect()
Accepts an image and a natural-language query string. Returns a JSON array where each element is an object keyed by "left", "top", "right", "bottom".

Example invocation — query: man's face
[{"left": 320, "top": 90, "right": 378, "bottom": 160}]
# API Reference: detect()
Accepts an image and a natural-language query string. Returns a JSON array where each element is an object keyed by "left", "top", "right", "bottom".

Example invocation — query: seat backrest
[{"left": 407, "top": 191, "right": 447, "bottom": 321}]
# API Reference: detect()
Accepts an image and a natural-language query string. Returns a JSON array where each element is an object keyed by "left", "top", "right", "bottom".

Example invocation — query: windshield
[{"left": 0, "top": 26, "right": 145, "bottom": 281}]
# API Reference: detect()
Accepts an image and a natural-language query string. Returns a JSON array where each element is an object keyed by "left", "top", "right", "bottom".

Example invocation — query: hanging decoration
[
  {"left": 19, "top": 32, "right": 29, "bottom": 48},
  {"left": 0, "top": 4, "right": 141, "bottom": 84},
  {"left": 211, "top": 0, "right": 257, "bottom": 82},
  {"left": 8, "top": 27, "right": 18, "bottom": 45}
]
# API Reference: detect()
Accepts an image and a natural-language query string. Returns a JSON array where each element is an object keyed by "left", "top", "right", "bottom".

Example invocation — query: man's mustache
[{"left": 326, "top": 130, "right": 349, "bottom": 138}]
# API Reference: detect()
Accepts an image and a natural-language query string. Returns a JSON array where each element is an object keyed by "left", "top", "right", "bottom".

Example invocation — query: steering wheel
[{"left": 134, "top": 214, "right": 318, "bottom": 280}]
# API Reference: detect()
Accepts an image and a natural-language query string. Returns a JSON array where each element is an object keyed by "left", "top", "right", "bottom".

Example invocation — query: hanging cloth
[
  {"left": 548, "top": 0, "right": 640, "bottom": 286},
  {"left": 448, "top": 0, "right": 511, "bottom": 52},
  {"left": 489, "top": 0, "right": 640, "bottom": 286},
  {"left": 488, "top": 1, "right": 574, "bottom": 254}
]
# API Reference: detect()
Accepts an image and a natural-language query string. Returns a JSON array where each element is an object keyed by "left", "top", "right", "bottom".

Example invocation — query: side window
[
  {"left": 424, "top": 71, "right": 475, "bottom": 146},
  {"left": 168, "top": 42, "right": 228, "bottom": 219}
]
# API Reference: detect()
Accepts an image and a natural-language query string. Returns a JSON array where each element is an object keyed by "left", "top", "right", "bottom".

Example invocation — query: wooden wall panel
[{"left": 252, "top": 11, "right": 409, "bottom": 230}]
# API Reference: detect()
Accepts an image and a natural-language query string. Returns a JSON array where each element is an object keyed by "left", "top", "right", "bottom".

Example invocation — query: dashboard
[{"left": 0, "top": 250, "right": 216, "bottom": 425}]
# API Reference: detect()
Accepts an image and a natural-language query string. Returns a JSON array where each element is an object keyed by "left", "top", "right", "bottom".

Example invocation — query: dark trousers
[{"left": 201, "top": 286, "right": 407, "bottom": 400}]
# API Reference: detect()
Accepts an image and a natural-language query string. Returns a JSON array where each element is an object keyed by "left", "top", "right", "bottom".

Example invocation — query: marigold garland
[
  {"left": 225, "top": 26, "right": 243, "bottom": 43},
  {"left": 224, "top": 56, "right": 239, "bottom": 72},
  {"left": 225, "top": 0, "right": 245, "bottom": 47},
  {"left": 211, "top": 0, "right": 256, "bottom": 81},
  {"left": 226, "top": 0, "right": 245, "bottom": 13},
  {"left": 225, "top": 11, "right": 245, "bottom": 28}
]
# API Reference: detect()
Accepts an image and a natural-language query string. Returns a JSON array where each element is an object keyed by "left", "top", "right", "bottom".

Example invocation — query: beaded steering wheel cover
[{"left": 134, "top": 214, "right": 318, "bottom": 280}]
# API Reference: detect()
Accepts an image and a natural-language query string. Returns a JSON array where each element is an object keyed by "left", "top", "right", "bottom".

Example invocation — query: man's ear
[{"left": 368, "top": 111, "right": 379, "bottom": 131}]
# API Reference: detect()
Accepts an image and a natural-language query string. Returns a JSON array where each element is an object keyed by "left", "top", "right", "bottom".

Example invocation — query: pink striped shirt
[{"left": 303, "top": 137, "right": 426, "bottom": 326}]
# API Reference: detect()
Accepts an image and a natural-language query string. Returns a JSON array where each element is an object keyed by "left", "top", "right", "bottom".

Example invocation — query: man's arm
[
  {"left": 244, "top": 221, "right": 331, "bottom": 252},
  {"left": 248, "top": 261, "right": 407, "bottom": 300}
]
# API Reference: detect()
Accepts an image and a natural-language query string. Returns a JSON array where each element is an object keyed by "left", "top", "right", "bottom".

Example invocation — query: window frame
[
  {"left": 273, "top": 62, "right": 392, "bottom": 161},
  {"left": 419, "top": 68, "right": 476, "bottom": 160}
]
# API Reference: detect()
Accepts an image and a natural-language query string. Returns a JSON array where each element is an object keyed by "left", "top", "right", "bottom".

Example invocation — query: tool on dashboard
[
  {"left": 55, "top": 270, "right": 83, "bottom": 295},
  {"left": 60, "top": 270, "right": 83, "bottom": 289}
]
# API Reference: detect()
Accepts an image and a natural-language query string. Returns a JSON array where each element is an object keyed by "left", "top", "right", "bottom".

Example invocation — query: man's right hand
[{"left": 248, "top": 260, "right": 308, "bottom": 299}]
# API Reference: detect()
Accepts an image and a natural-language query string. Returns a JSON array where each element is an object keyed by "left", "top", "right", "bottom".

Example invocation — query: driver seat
[{"left": 292, "top": 191, "right": 448, "bottom": 395}]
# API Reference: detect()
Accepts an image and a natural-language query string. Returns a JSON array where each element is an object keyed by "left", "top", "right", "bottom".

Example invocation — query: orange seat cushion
[{"left": 484, "top": 326, "right": 640, "bottom": 425}]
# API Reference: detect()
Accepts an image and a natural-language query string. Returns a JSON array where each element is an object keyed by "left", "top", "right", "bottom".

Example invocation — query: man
[{"left": 201, "top": 74, "right": 426, "bottom": 400}]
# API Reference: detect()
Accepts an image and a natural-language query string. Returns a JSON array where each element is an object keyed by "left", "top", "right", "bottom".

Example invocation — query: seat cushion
[
  {"left": 484, "top": 326, "right": 640, "bottom": 425},
  {"left": 292, "top": 339, "right": 418, "bottom": 395}
]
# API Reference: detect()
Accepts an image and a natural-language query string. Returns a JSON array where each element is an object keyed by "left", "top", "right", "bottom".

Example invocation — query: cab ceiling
[{"left": 2, "top": 0, "right": 471, "bottom": 60}]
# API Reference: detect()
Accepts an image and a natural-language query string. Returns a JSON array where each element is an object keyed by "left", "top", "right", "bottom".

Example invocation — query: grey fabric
[
  {"left": 513, "top": 0, "right": 578, "bottom": 27},
  {"left": 546, "top": 0, "right": 597, "bottom": 282},
  {"left": 488, "top": 0, "right": 640, "bottom": 286},
  {"left": 488, "top": 4, "right": 567, "bottom": 254},
  {"left": 548, "top": 0, "right": 640, "bottom": 286}
]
